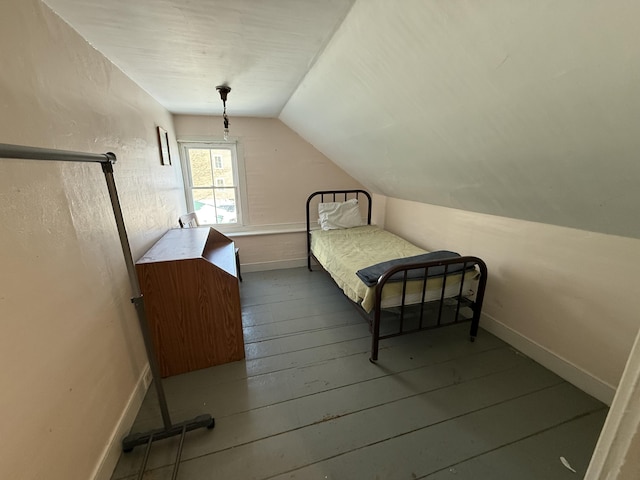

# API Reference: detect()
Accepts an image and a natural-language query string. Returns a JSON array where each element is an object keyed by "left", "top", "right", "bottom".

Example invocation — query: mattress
[{"left": 310, "top": 225, "right": 479, "bottom": 313}]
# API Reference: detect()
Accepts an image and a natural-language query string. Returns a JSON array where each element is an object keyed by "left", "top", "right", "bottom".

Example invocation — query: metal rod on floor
[
  {"left": 0, "top": 143, "right": 214, "bottom": 455},
  {"left": 171, "top": 425, "right": 188, "bottom": 480},
  {"left": 137, "top": 433, "right": 154, "bottom": 480}
]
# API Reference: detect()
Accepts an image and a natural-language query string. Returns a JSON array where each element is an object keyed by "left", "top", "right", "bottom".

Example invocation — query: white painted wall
[
  {"left": 0, "top": 1, "right": 186, "bottom": 478},
  {"left": 381, "top": 196, "right": 640, "bottom": 404},
  {"left": 173, "top": 115, "right": 364, "bottom": 270},
  {"left": 281, "top": 0, "right": 640, "bottom": 240}
]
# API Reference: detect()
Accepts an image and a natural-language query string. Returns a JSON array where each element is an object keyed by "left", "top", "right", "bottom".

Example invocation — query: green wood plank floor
[{"left": 111, "top": 267, "right": 607, "bottom": 480}]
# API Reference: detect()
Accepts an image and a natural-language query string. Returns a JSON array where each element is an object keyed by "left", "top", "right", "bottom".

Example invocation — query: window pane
[
  {"left": 191, "top": 188, "right": 237, "bottom": 225},
  {"left": 188, "top": 149, "right": 213, "bottom": 187},
  {"left": 215, "top": 188, "right": 237, "bottom": 224},
  {"left": 211, "top": 148, "right": 236, "bottom": 187},
  {"left": 192, "top": 189, "right": 217, "bottom": 224}
]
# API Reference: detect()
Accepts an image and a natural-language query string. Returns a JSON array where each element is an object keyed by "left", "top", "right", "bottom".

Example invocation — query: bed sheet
[{"left": 310, "top": 225, "right": 478, "bottom": 313}]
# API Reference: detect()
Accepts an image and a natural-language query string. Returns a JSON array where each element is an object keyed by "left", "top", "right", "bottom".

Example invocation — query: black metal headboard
[{"left": 306, "top": 189, "right": 372, "bottom": 270}]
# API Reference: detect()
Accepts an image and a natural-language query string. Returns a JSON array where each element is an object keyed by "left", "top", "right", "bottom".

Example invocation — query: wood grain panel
[{"left": 136, "top": 227, "right": 244, "bottom": 377}]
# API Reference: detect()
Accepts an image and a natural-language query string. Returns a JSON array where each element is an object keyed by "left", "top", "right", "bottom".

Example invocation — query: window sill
[{"left": 202, "top": 222, "right": 308, "bottom": 237}]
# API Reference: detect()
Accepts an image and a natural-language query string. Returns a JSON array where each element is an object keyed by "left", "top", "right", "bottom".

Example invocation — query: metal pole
[
  {"left": 0, "top": 143, "right": 214, "bottom": 455},
  {"left": 101, "top": 161, "right": 172, "bottom": 429},
  {"left": 0, "top": 143, "right": 112, "bottom": 163}
]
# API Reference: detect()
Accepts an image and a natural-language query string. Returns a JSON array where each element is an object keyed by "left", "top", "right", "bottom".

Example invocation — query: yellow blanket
[{"left": 311, "top": 225, "right": 478, "bottom": 313}]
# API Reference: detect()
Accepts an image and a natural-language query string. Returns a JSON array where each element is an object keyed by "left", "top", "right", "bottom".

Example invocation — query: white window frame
[{"left": 178, "top": 141, "right": 247, "bottom": 230}]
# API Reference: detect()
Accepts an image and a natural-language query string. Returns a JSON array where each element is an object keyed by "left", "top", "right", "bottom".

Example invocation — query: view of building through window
[{"left": 183, "top": 145, "right": 238, "bottom": 225}]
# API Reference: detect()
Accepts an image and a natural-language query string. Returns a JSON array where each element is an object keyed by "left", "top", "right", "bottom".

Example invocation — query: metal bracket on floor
[
  {"left": 124, "top": 415, "right": 214, "bottom": 480},
  {"left": 122, "top": 414, "right": 215, "bottom": 452}
]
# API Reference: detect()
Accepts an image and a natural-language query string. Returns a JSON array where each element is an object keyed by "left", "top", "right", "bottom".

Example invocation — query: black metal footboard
[{"left": 369, "top": 255, "right": 488, "bottom": 362}]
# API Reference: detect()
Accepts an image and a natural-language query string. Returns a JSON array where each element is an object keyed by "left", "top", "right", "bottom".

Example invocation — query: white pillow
[{"left": 318, "top": 198, "right": 364, "bottom": 230}]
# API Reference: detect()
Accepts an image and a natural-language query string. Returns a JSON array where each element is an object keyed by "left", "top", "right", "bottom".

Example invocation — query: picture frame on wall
[{"left": 157, "top": 126, "right": 171, "bottom": 166}]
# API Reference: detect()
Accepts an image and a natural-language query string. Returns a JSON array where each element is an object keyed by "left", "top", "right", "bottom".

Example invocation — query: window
[{"left": 179, "top": 142, "right": 244, "bottom": 226}]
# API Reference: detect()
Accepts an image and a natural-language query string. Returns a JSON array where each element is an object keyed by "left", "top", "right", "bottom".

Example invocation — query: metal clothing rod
[
  {"left": 0, "top": 143, "right": 114, "bottom": 164},
  {"left": 0, "top": 143, "right": 214, "bottom": 457}
]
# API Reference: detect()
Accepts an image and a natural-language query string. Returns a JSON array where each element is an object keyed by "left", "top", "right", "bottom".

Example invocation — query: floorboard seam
[
  {"left": 415, "top": 405, "right": 609, "bottom": 479},
  {"left": 243, "top": 337, "right": 373, "bottom": 361},
  {"left": 243, "top": 322, "right": 367, "bottom": 343},
  {"left": 241, "top": 307, "right": 357, "bottom": 327}
]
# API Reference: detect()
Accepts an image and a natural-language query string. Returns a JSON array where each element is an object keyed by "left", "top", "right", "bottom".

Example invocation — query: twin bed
[{"left": 306, "top": 190, "right": 488, "bottom": 362}]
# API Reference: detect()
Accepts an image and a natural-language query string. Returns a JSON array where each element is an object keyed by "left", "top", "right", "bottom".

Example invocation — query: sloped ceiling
[{"left": 280, "top": 0, "right": 640, "bottom": 239}]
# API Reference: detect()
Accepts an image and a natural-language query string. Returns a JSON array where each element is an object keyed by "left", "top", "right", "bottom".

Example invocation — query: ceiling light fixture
[{"left": 216, "top": 85, "right": 231, "bottom": 140}]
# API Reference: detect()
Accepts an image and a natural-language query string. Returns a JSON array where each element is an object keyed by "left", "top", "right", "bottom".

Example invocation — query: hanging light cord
[{"left": 216, "top": 85, "right": 231, "bottom": 140}]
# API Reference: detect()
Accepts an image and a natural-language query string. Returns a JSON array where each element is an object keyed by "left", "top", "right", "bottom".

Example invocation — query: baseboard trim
[
  {"left": 241, "top": 258, "right": 307, "bottom": 273},
  {"left": 481, "top": 313, "right": 616, "bottom": 405},
  {"left": 91, "top": 364, "right": 150, "bottom": 480}
]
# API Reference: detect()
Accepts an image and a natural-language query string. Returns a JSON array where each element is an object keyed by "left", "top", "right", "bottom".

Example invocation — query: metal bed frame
[
  {"left": 306, "top": 189, "right": 488, "bottom": 362},
  {"left": 0, "top": 143, "right": 214, "bottom": 480}
]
